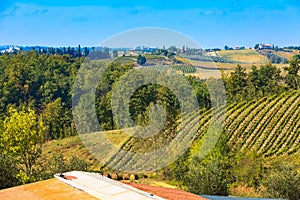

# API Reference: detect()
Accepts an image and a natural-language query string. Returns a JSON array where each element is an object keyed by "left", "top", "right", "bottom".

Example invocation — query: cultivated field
[{"left": 217, "top": 49, "right": 269, "bottom": 64}]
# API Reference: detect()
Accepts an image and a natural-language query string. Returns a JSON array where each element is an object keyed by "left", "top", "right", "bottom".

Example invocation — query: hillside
[
  {"left": 217, "top": 49, "right": 269, "bottom": 64},
  {"left": 42, "top": 90, "right": 300, "bottom": 170}
]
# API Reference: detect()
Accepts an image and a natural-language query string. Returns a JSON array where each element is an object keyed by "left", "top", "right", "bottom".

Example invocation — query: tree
[
  {"left": 285, "top": 59, "right": 300, "bottom": 90},
  {"left": 230, "top": 152, "right": 264, "bottom": 187},
  {"left": 258, "top": 63, "right": 282, "bottom": 96},
  {"left": 137, "top": 54, "right": 146, "bottom": 65},
  {"left": 226, "top": 65, "right": 247, "bottom": 102},
  {"left": 112, "top": 50, "right": 118, "bottom": 58},
  {"left": 184, "top": 158, "right": 229, "bottom": 195},
  {"left": 78, "top": 45, "right": 81, "bottom": 57},
  {"left": 0, "top": 107, "right": 45, "bottom": 178},
  {"left": 42, "top": 98, "right": 69, "bottom": 139},
  {"left": 247, "top": 65, "right": 262, "bottom": 99}
]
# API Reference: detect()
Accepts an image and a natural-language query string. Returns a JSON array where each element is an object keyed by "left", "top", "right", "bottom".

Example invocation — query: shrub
[
  {"left": 184, "top": 158, "right": 229, "bottom": 196},
  {"left": 263, "top": 165, "right": 300, "bottom": 200},
  {"left": 0, "top": 154, "right": 19, "bottom": 189},
  {"left": 39, "top": 153, "right": 88, "bottom": 180}
]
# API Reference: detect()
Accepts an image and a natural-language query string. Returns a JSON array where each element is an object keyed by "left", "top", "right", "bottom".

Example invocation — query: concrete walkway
[{"left": 54, "top": 171, "right": 166, "bottom": 200}]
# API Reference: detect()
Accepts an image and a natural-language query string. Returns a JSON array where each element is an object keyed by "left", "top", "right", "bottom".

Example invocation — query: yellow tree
[{"left": 0, "top": 107, "right": 45, "bottom": 178}]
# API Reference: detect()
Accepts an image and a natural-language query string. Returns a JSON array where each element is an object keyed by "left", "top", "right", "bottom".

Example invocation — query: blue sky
[{"left": 0, "top": 0, "right": 299, "bottom": 48}]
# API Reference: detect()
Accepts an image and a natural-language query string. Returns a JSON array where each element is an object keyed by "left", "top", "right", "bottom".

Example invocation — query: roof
[
  {"left": 0, "top": 171, "right": 207, "bottom": 200},
  {"left": 0, "top": 178, "right": 97, "bottom": 200},
  {"left": 54, "top": 171, "right": 165, "bottom": 200}
]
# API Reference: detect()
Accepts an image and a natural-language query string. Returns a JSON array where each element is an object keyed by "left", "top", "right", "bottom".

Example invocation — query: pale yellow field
[
  {"left": 217, "top": 49, "right": 269, "bottom": 64},
  {"left": 273, "top": 50, "right": 299, "bottom": 60},
  {"left": 186, "top": 59, "right": 289, "bottom": 71}
]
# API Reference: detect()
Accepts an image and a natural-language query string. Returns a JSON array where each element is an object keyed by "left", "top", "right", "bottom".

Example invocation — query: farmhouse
[{"left": 259, "top": 43, "right": 273, "bottom": 50}]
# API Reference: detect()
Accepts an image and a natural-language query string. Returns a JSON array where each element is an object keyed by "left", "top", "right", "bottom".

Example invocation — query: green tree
[
  {"left": 285, "top": 59, "right": 300, "bottom": 90},
  {"left": 257, "top": 63, "right": 282, "bottom": 96},
  {"left": 42, "top": 98, "right": 70, "bottom": 139},
  {"left": 0, "top": 107, "right": 45, "bottom": 178},
  {"left": 112, "top": 50, "right": 118, "bottom": 58},
  {"left": 230, "top": 152, "right": 264, "bottom": 187},
  {"left": 39, "top": 153, "right": 87, "bottom": 180},
  {"left": 226, "top": 65, "right": 247, "bottom": 102},
  {"left": 247, "top": 65, "right": 262, "bottom": 99},
  {"left": 137, "top": 54, "right": 146, "bottom": 65}
]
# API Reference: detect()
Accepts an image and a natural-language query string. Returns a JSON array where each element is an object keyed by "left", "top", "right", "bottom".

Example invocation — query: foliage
[
  {"left": 225, "top": 63, "right": 284, "bottom": 103},
  {"left": 229, "top": 152, "right": 264, "bottom": 187},
  {"left": 184, "top": 158, "right": 229, "bottom": 195},
  {"left": 266, "top": 52, "right": 288, "bottom": 64},
  {"left": 0, "top": 153, "right": 19, "bottom": 189},
  {"left": 38, "top": 153, "right": 88, "bottom": 180},
  {"left": 225, "top": 65, "right": 247, "bottom": 102},
  {"left": 137, "top": 54, "right": 146, "bottom": 65},
  {"left": 0, "top": 107, "right": 45, "bottom": 177},
  {"left": 284, "top": 59, "right": 300, "bottom": 90},
  {"left": 172, "top": 131, "right": 230, "bottom": 196},
  {"left": 0, "top": 52, "right": 81, "bottom": 139},
  {"left": 263, "top": 165, "right": 300, "bottom": 200}
]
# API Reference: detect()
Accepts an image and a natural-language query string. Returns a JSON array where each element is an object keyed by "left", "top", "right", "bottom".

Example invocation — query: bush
[
  {"left": 0, "top": 154, "right": 19, "bottom": 189},
  {"left": 263, "top": 165, "right": 300, "bottom": 200},
  {"left": 39, "top": 153, "right": 88, "bottom": 180},
  {"left": 184, "top": 158, "right": 229, "bottom": 196}
]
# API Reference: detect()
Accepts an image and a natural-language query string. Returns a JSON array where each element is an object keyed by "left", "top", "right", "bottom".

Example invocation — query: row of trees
[{"left": 225, "top": 59, "right": 300, "bottom": 103}]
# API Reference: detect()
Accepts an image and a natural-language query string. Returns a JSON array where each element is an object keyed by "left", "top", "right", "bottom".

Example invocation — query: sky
[{"left": 0, "top": 0, "right": 300, "bottom": 48}]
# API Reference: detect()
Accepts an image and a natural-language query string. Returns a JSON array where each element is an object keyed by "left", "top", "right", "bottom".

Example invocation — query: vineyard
[
  {"left": 102, "top": 90, "right": 300, "bottom": 169},
  {"left": 41, "top": 90, "right": 300, "bottom": 172},
  {"left": 196, "top": 90, "right": 300, "bottom": 157}
]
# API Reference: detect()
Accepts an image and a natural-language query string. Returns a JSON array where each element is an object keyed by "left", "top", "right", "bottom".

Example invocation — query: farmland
[
  {"left": 217, "top": 49, "right": 269, "bottom": 64},
  {"left": 41, "top": 90, "right": 300, "bottom": 168}
]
